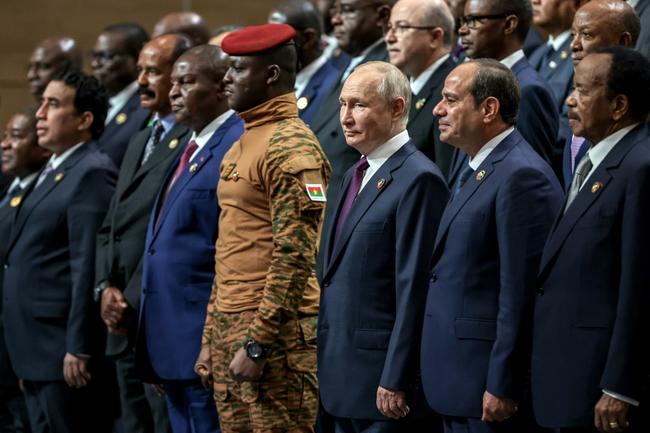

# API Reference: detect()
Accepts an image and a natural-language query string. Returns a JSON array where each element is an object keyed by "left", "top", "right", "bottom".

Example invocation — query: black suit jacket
[
  {"left": 95, "top": 122, "right": 189, "bottom": 357},
  {"left": 96, "top": 92, "right": 150, "bottom": 168},
  {"left": 635, "top": 0, "right": 650, "bottom": 59},
  {"left": 3, "top": 144, "right": 117, "bottom": 381},
  {"left": 407, "top": 56, "right": 457, "bottom": 177},
  {"left": 310, "top": 42, "right": 389, "bottom": 200}
]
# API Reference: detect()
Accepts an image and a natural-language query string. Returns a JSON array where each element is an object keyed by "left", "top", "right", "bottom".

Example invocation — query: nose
[
  {"left": 570, "top": 34, "right": 581, "bottom": 52},
  {"left": 35, "top": 100, "right": 47, "bottom": 120},
  {"left": 137, "top": 69, "right": 147, "bottom": 87},
  {"left": 384, "top": 27, "right": 396, "bottom": 44},
  {"left": 340, "top": 104, "right": 354, "bottom": 126},
  {"left": 433, "top": 100, "right": 445, "bottom": 118},
  {"left": 27, "top": 65, "right": 37, "bottom": 80},
  {"left": 458, "top": 22, "right": 469, "bottom": 36},
  {"left": 169, "top": 81, "right": 180, "bottom": 101},
  {"left": 1, "top": 133, "right": 10, "bottom": 150},
  {"left": 565, "top": 90, "right": 577, "bottom": 108},
  {"left": 91, "top": 56, "right": 102, "bottom": 71},
  {"left": 331, "top": 10, "right": 342, "bottom": 27},
  {"left": 223, "top": 68, "right": 233, "bottom": 85}
]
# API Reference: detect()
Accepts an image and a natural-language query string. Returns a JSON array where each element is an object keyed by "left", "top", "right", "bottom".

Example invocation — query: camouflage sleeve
[
  {"left": 202, "top": 278, "right": 218, "bottom": 346},
  {"left": 248, "top": 138, "right": 329, "bottom": 346}
]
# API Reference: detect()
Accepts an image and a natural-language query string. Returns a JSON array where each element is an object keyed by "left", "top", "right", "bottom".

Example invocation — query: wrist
[
  {"left": 243, "top": 338, "right": 266, "bottom": 361},
  {"left": 94, "top": 280, "right": 112, "bottom": 302}
]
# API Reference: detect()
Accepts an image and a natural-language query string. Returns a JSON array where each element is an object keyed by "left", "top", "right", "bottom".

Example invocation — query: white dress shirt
[
  {"left": 410, "top": 54, "right": 450, "bottom": 96},
  {"left": 359, "top": 130, "right": 410, "bottom": 192},
  {"left": 468, "top": 127, "right": 515, "bottom": 170},
  {"left": 106, "top": 81, "right": 138, "bottom": 125},
  {"left": 187, "top": 110, "right": 235, "bottom": 162},
  {"left": 500, "top": 49, "right": 526, "bottom": 69},
  {"left": 295, "top": 53, "right": 330, "bottom": 98},
  {"left": 548, "top": 30, "right": 572, "bottom": 51}
]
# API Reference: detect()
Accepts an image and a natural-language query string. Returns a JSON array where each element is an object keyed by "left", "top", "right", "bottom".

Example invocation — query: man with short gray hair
[{"left": 317, "top": 61, "right": 449, "bottom": 432}]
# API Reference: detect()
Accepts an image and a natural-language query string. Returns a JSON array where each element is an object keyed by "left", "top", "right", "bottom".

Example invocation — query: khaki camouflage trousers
[{"left": 208, "top": 310, "right": 318, "bottom": 433}]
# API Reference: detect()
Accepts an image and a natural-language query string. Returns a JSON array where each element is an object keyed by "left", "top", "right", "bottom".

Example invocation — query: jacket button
[
  {"left": 3, "top": 264, "right": 8, "bottom": 270},
  {"left": 323, "top": 282, "right": 330, "bottom": 288},
  {"left": 148, "top": 249, "right": 154, "bottom": 256},
  {"left": 537, "top": 287, "right": 544, "bottom": 296},
  {"left": 430, "top": 274, "right": 437, "bottom": 283}
]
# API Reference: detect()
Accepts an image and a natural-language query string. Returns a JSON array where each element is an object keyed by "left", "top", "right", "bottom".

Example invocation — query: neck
[
  {"left": 588, "top": 118, "right": 638, "bottom": 146},
  {"left": 191, "top": 105, "right": 229, "bottom": 133},
  {"left": 50, "top": 137, "right": 87, "bottom": 156},
  {"left": 545, "top": 24, "right": 570, "bottom": 38},
  {"left": 497, "top": 40, "right": 522, "bottom": 61},
  {"left": 411, "top": 49, "right": 449, "bottom": 77}
]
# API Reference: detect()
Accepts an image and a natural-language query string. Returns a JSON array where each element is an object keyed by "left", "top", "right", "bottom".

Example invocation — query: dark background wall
[{"left": 0, "top": 0, "right": 277, "bottom": 125}]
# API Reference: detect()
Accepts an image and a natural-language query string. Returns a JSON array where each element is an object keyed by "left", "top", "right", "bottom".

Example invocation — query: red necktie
[{"left": 155, "top": 140, "right": 199, "bottom": 227}]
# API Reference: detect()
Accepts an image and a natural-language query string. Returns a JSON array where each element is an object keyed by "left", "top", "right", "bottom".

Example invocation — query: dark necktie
[
  {"left": 452, "top": 162, "right": 474, "bottom": 199},
  {"left": 141, "top": 120, "right": 165, "bottom": 166},
  {"left": 564, "top": 152, "right": 593, "bottom": 213},
  {"left": 334, "top": 157, "right": 369, "bottom": 242},
  {"left": 34, "top": 161, "right": 54, "bottom": 189}
]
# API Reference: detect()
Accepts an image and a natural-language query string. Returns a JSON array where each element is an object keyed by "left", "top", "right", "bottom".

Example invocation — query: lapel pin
[
  {"left": 549, "top": 60, "right": 558, "bottom": 69},
  {"left": 560, "top": 51, "right": 569, "bottom": 60},
  {"left": 306, "top": 184, "right": 326, "bottom": 202},
  {"left": 231, "top": 171, "right": 239, "bottom": 181},
  {"left": 189, "top": 163, "right": 198, "bottom": 174},
  {"left": 10, "top": 196, "right": 22, "bottom": 208},
  {"left": 169, "top": 139, "right": 179, "bottom": 149},
  {"left": 377, "top": 178, "right": 386, "bottom": 190},
  {"left": 415, "top": 98, "right": 426, "bottom": 110},
  {"left": 591, "top": 181, "right": 604, "bottom": 193},
  {"left": 475, "top": 170, "right": 486, "bottom": 181},
  {"left": 297, "top": 96, "right": 309, "bottom": 110},
  {"left": 115, "top": 113, "right": 127, "bottom": 125},
  {"left": 55, "top": 172, "right": 65, "bottom": 182}
]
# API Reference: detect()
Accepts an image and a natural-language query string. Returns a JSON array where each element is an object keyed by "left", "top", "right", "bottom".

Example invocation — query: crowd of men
[{"left": 0, "top": 0, "right": 649, "bottom": 433}]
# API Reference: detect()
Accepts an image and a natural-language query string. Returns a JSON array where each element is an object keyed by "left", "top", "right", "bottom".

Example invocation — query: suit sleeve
[
  {"left": 94, "top": 191, "right": 118, "bottom": 287},
  {"left": 66, "top": 166, "right": 117, "bottom": 356},
  {"left": 599, "top": 162, "right": 650, "bottom": 399},
  {"left": 487, "top": 167, "right": 562, "bottom": 399},
  {"left": 517, "top": 85, "right": 559, "bottom": 166},
  {"left": 379, "top": 170, "right": 449, "bottom": 391}
]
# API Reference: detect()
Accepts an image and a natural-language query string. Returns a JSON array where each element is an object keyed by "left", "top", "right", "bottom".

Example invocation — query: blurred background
[{"left": 0, "top": 0, "right": 276, "bottom": 123}]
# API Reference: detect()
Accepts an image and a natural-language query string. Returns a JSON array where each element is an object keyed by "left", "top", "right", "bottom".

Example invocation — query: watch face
[{"left": 248, "top": 343, "right": 263, "bottom": 359}]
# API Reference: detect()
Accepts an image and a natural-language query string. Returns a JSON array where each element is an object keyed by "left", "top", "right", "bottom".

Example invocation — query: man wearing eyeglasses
[
  {"left": 385, "top": 0, "right": 458, "bottom": 176},
  {"left": 448, "top": 0, "right": 561, "bottom": 183},
  {"left": 91, "top": 23, "right": 152, "bottom": 167}
]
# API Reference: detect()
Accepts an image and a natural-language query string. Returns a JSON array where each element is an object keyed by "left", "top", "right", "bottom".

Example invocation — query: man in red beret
[{"left": 197, "top": 24, "right": 331, "bottom": 433}]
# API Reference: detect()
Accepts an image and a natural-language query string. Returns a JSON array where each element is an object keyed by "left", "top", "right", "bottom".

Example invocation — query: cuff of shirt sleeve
[{"left": 603, "top": 389, "right": 640, "bottom": 406}]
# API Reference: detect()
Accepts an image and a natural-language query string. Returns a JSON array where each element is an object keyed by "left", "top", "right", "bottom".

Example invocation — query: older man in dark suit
[
  {"left": 421, "top": 59, "right": 563, "bottom": 433},
  {"left": 91, "top": 23, "right": 151, "bottom": 167},
  {"left": 385, "top": 0, "right": 457, "bottom": 176},
  {"left": 26, "top": 37, "right": 82, "bottom": 100},
  {"left": 317, "top": 61, "right": 449, "bottom": 433},
  {"left": 532, "top": 47, "right": 650, "bottom": 433},
  {"left": 95, "top": 33, "right": 192, "bottom": 433},
  {"left": 3, "top": 71, "right": 117, "bottom": 433}
]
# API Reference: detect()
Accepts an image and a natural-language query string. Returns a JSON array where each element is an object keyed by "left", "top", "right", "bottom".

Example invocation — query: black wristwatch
[
  {"left": 93, "top": 280, "right": 111, "bottom": 302},
  {"left": 244, "top": 339, "right": 266, "bottom": 361}
]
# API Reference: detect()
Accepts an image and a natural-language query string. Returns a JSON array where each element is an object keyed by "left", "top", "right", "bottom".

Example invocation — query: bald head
[
  {"left": 571, "top": 0, "right": 640, "bottom": 65},
  {"left": 27, "top": 36, "right": 82, "bottom": 98},
  {"left": 153, "top": 12, "right": 210, "bottom": 46}
]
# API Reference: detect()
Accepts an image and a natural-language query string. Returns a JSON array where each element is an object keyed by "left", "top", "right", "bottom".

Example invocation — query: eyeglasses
[
  {"left": 385, "top": 21, "right": 438, "bottom": 35},
  {"left": 459, "top": 13, "right": 510, "bottom": 29},
  {"left": 329, "top": 2, "right": 381, "bottom": 17}
]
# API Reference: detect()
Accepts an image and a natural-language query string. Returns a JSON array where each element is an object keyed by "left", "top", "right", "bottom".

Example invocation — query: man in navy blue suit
[
  {"left": 451, "top": 0, "right": 560, "bottom": 179},
  {"left": 317, "top": 61, "right": 449, "bottom": 433},
  {"left": 562, "top": 0, "right": 640, "bottom": 188},
  {"left": 385, "top": 0, "right": 458, "bottom": 176},
  {"left": 532, "top": 47, "right": 650, "bottom": 433},
  {"left": 138, "top": 45, "right": 243, "bottom": 433},
  {"left": 269, "top": 0, "right": 341, "bottom": 125},
  {"left": 421, "top": 59, "right": 563, "bottom": 433},
  {"left": 92, "top": 23, "right": 152, "bottom": 167}
]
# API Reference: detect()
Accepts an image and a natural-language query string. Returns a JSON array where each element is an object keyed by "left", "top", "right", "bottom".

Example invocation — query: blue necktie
[{"left": 452, "top": 163, "right": 474, "bottom": 199}]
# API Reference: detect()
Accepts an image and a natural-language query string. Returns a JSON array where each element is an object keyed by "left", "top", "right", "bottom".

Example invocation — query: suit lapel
[
  {"left": 409, "top": 57, "right": 453, "bottom": 126},
  {"left": 539, "top": 125, "right": 648, "bottom": 274},
  {"left": 323, "top": 142, "right": 416, "bottom": 280},
  {"left": 131, "top": 123, "right": 188, "bottom": 183}
]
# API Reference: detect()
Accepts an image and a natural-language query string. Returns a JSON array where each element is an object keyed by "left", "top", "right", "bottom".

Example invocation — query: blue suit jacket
[
  {"left": 532, "top": 123, "right": 650, "bottom": 428},
  {"left": 317, "top": 141, "right": 449, "bottom": 420},
  {"left": 139, "top": 114, "right": 243, "bottom": 381},
  {"left": 96, "top": 92, "right": 150, "bottom": 168},
  {"left": 299, "top": 59, "right": 340, "bottom": 125},
  {"left": 421, "top": 130, "right": 562, "bottom": 418}
]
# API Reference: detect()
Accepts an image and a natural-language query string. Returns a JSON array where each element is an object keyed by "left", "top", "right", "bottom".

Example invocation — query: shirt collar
[
  {"left": 16, "top": 172, "right": 39, "bottom": 190},
  {"left": 365, "top": 129, "right": 410, "bottom": 168},
  {"left": 106, "top": 81, "right": 138, "bottom": 124},
  {"left": 548, "top": 30, "right": 572, "bottom": 51},
  {"left": 586, "top": 123, "right": 641, "bottom": 170},
  {"left": 343, "top": 38, "right": 385, "bottom": 78},
  {"left": 468, "top": 126, "right": 515, "bottom": 170},
  {"left": 189, "top": 109, "right": 235, "bottom": 159},
  {"left": 48, "top": 141, "right": 85, "bottom": 170},
  {"left": 152, "top": 112, "right": 176, "bottom": 134},
  {"left": 410, "top": 53, "right": 451, "bottom": 96},
  {"left": 500, "top": 49, "right": 525, "bottom": 69},
  {"left": 295, "top": 52, "right": 330, "bottom": 98}
]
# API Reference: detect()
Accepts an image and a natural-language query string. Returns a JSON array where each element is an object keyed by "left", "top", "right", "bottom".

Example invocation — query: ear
[
  {"left": 610, "top": 94, "right": 629, "bottom": 121},
  {"left": 301, "top": 28, "right": 319, "bottom": 51},
  {"left": 429, "top": 27, "right": 444, "bottom": 49},
  {"left": 266, "top": 64, "right": 281, "bottom": 85},
  {"left": 376, "top": 4, "right": 391, "bottom": 27},
  {"left": 503, "top": 15, "right": 519, "bottom": 37},
  {"left": 620, "top": 32, "right": 633, "bottom": 48},
  {"left": 391, "top": 97, "right": 406, "bottom": 122},
  {"left": 77, "top": 111, "right": 94, "bottom": 132},
  {"left": 481, "top": 96, "right": 500, "bottom": 123}
]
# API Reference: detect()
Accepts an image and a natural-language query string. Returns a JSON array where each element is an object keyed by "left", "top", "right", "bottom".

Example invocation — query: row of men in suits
[{"left": 315, "top": 47, "right": 650, "bottom": 433}]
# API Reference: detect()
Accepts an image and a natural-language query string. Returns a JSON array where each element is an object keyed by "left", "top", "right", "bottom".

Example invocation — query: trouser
[
  {"left": 0, "top": 383, "right": 30, "bottom": 433},
  {"left": 317, "top": 403, "right": 442, "bottom": 433},
  {"left": 208, "top": 311, "right": 318, "bottom": 433},
  {"left": 115, "top": 347, "right": 172, "bottom": 433},
  {"left": 164, "top": 379, "right": 220, "bottom": 433},
  {"left": 442, "top": 416, "right": 526, "bottom": 433}
]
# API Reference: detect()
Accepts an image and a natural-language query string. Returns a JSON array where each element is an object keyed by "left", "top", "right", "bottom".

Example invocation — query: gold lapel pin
[
  {"left": 169, "top": 139, "right": 179, "bottom": 149},
  {"left": 115, "top": 113, "right": 127, "bottom": 125},
  {"left": 591, "top": 181, "right": 604, "bottom": 193},
  {"left": 415, "top": 98, "right": 426, "bottom": 110},
  {"left": 231, "top": 171, "right": 239, "bottom": 181},
  {"left": 560, "top": 51, "right": 569, "bottom": 60},
  {"left": 297, "top": 96, "right": 309, "bottom": 110},
  {"left": 377, "top": 178, "right": 386, "bottom": 189},
  {"left": 189, "top": 163, "right": 198, "bottom": 173},
  {"left": 10, "top": 196, "right": 22, "bottom": 207},
  {"left": 475, "top": 170, "right": 486, "bottom": 181},
  {"left": 55, "top": 172, "right": 65, "bottom": 182}
]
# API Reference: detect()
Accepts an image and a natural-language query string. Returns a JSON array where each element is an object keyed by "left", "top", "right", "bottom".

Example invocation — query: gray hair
[
  {"left": 421, "top": 0, "right": 456, "bottom": 47},
  {"left": 355, "top": 61, "right": 412, "bottom": 126}
]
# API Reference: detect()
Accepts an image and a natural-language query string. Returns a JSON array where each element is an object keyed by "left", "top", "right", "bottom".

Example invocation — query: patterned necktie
[
  {"left": 334, "top": 157, "right": 369, "bottom": 242},
  {"left": 564, "top": 152, "right": 593, "bottom": 213},
  {"left": 141, "top": 120, "right": 165, "bottom": 166},
  {"left": 452, "top": 162, "right": 474, "bottom": 200},
  {"left": 34, "top": 161, "right": 54, "bottom": 189},
  {"left": 570, "top": 135, "right": 586, "bottom": 173}
]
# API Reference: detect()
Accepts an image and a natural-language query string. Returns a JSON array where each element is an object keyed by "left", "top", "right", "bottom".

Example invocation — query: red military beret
[{"left": 221, "top": 23, "right": 296, "bottom": 56}]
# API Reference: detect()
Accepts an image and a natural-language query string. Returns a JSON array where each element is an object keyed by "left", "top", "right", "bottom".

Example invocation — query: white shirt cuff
[{"left": 603, "top": 390, "right": 640, "bottom": 406}]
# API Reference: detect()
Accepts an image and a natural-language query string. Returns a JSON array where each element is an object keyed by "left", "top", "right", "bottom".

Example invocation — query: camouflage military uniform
[{"left": 202, "top": 92, "right": 330, "bottom": 433}]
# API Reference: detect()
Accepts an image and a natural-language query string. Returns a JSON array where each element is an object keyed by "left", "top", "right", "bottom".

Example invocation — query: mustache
[{"left": 138, "top": 86, "right": 155, "bottom": 97}]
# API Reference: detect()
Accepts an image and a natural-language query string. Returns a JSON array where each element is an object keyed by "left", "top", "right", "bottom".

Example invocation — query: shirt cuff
[{"left": 603, "top": 390, "right": 640, "bottom": 406}]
